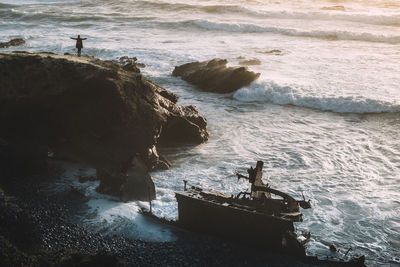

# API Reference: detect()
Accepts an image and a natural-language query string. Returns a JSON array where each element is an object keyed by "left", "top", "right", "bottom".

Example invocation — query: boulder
[
  {"left": 172, "top": 58, "right": 260, "bottom": 93},
  {"left": 0, "top": 52, "right": 208, "bottom": 197},
  {"left": 0, "top": 38, "right": 25, "bottom": 48},
  {"left": 120, "top": 157, "right": 156, "bottom": 202}
]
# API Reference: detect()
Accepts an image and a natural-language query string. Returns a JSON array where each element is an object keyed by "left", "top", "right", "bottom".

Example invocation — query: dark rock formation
[
  {"left": 117, "top": 56, "right": 146, "bottom": 71},
  {"left": 239, "top": 59, "right": 261, "bottom": 66},
  {"left": 0, "top": 38, "right": 25, "bottom": 48},
  {"left": 172, "top": 58, "right": 260, "bottom": 93},
  {"left": 0, "top": 52, "right": 208, "bottom": 198},
  {"left": 0, "top": 138, "right": 48, "bottom": 183},
  {"left": 120, "top": 157, "right": 156, "bottom": 202}
]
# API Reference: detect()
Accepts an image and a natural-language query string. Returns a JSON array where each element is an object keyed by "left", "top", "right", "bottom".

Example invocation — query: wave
[
  {"left": 206, "top": 5, "right": 400, "bottom": 27},
  {"left": 105, "top": 0, "right": 400, "bottom": 27},
  {"left": 93, "top": 0, "right": 400, "bottom": 27},
  {"left": 186, "top": 20, "right": 400, "bottom": 44},
  {"left": 0, "top": 8, "right": 151, "bottom": 24},
  {"left": 233, "top": 81, "right": 400, "bottom": 114},
  {"left": 0, "top": 3, "right": 17, "bottom": 8},
  {"left": 234, "top": 8, "right": 400, "bottom": 27},
  {"left": 3, "top": 0, "right": 399, "bottom": 27}
]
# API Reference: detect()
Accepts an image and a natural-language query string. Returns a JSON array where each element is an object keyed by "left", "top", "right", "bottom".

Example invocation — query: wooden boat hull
[{"left": 176, "top": 192, "right": 301, "bottom": 252}]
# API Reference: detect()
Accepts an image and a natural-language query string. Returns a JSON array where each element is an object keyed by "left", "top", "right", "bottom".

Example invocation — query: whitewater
[{"left": 1, "top": 0, "right": 399, "bottom": 265}]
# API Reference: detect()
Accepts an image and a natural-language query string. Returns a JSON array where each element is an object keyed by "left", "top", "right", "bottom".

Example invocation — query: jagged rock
[
  {"left": 120, "top": 157, "right": 156, "bottom": 201},
  {"left": 172, "top": 58, "right": 260, "bottom": 93},
  {"left": 116, "top": 56, "right": 141, "bottom": 73},
  {"left": 0, "top": 38, "right": 25, "bottom": 48},
  {"left": 0, "top": 52, "right": 208, "bottom": 197}
]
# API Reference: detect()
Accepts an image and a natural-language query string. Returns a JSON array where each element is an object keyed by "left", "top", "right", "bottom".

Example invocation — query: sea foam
[
  {"left": 131, "top": 1, "right": 400, "bottom": 27},
  {"left": 234, "top": 8, "right": 400, "bottom": 27},
  {"left": 233, "top": 81, "right": 400, "bottom": 114},
  {"left": 112, "top": 1, "right": 400, "bottom": 27}
]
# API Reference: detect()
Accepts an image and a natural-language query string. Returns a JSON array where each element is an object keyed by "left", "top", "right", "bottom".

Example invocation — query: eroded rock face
[
  {"left": 0, "top": 38, "right": 25, "bottom": 48},
  {"left": 172, "top": 58, "right": 260, "bottom": 93},
  {"left": 0, "top": 52, "right": 208, "bottom": 198},
  {"left": 0, "top": 138, "right": 48, "bottom": 183},
  {"left": 120, "top": 157, "right": 156, "bottom": 202}
]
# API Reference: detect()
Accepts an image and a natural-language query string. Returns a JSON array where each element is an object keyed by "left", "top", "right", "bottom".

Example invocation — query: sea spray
[{"left": 233, "top": 81, "right": 400, "bottom": 114}]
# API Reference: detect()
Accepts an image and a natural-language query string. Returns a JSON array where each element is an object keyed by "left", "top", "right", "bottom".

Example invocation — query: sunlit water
[{"left": 1, "top": 0, "right": 400, "bottom": 265}]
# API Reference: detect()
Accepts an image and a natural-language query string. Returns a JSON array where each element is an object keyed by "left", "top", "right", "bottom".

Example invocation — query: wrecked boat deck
[
  {"left": 175, "top": 161, "right": 311, "bottom": 256},
  {"left": 142, "top": 160, "right": 365, "bottom": 265}
]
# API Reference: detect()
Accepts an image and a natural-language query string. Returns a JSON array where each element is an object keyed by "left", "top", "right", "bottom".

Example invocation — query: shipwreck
[
  {"left": 141, "top": 160, "right": 365, "bottom": 265},
  {"left": 175, "top": 161, "right": 312, "bottom": 256}
]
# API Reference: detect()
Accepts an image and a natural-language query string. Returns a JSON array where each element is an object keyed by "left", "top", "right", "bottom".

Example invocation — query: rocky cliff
[{"left": 0, "top": 52, "right": 208, "bottom": 198}]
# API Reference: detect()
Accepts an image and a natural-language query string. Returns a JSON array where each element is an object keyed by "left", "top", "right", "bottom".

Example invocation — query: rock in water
[
  {"left": 0, "top": 52, "right": 208, "bottom": 198},
  {"left": 238, "top": 59, "right": 261, "bottom": 66},
  {"left": 172, "top": 58, "right": 260, "bottom": 93},
  {"left": 0, "top": 38, "right": 25, "bottom": 48}
]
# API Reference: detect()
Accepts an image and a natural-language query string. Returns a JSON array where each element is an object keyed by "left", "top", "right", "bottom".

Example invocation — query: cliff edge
[{"left": 0, "top": 52, "right": 208, "bottom": 197}]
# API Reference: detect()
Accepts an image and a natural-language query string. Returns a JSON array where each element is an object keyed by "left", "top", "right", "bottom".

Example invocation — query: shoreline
[
  {"left": 0, "top": 170, "right": 307, "bottom": 266},
  {"left": 0, "top": 160, "right": 365, "bottom": 266}
]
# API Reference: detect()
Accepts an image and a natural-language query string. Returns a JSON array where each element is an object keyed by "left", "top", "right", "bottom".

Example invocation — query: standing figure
[{"left": 70, "top": 35, "right": 87, "bottom": 57}]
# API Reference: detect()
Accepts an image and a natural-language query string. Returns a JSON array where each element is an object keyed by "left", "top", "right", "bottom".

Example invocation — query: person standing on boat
[{"left": 70, "top": 35, "right": 87, "bottom": 57}]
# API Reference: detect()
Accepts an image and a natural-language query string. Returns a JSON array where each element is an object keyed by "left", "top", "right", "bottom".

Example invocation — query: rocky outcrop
[
  {"left": 239, "top": 59, "right": 261, "bottom": 66},
  {"left": 0, "top": 52, "right": 208, "bottom": 198},
  {"left": 0, "top": 138, "right": 48, "bottom": 183},
  {"left": 120, "top": 157, "right": 156, "bottom": 202},
  {"left": 172, "top": 59, "right": 260, "bottom": 93},
  {"left": 0, "top": 38, "right": 25, "bottom": 48}
]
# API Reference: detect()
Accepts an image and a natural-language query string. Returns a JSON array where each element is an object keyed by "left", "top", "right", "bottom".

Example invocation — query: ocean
[{"left": 1, "top": 0, "right": 399, "bottom": 265}]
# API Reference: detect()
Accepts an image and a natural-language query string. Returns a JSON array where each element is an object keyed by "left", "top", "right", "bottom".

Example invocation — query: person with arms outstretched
[{"left": 70, "top": 35, "right": 87, "bottom": 57}]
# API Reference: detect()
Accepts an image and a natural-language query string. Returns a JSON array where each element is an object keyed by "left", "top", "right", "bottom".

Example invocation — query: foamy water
[{"left": 1, "top": 0, "right": 400, "bottom": 265}]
